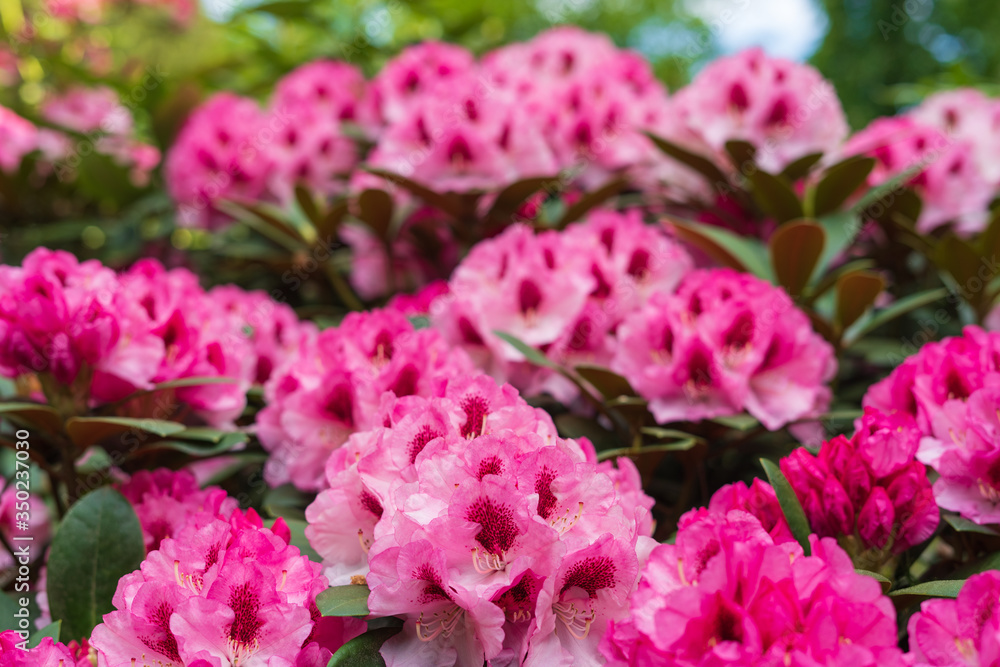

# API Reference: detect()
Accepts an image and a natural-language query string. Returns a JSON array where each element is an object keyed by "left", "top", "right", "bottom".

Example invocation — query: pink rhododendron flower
[
  {"left": 0, "top": 630, "right": 85, "bottom": 666},
  {"left": 0, "top": 106, "right": 38, "bottom": 172},
  {"left": 371, "top": 41, "right": 476, "bottom": 125},
  {"left": 780, "top": 408, "right": 938, "bottom": 566},
  {"left": 0, "top": 486, "right": 50, "bottom": 572},
  {"left": 613, "top": 268, "right": 835, "bottom": 429},
  {"left": 601, "top": 509, "right": 909, "bottom": 666},
  {"left": 911, "top": 88, "right": 1000, "bottom": 186},
  {"left": 708, "top": 478, "right": 794, "bottom": 544},
  {"left": 42, "top": 86, "right": 132, "bottom": 135},
  {"left": 907, "top": 570, "right": 1000, "bottom": 666},
  {"left": 840, "top": 116, "right": 994, "bottom": 235},
  {"left": 258, "top": 308, "right": 474, "bottom": 490},
  {"left": 118, "top": 468, "right": 239, "bottom": 552},
  {"left": 661, "top": 47, "right": 848, "bottom": 174},
  {"left": 90, "top": 508, "right": 364, "bottom": 666},
  {"left": 166, "top": 93, "right": 275, "bottom": 229}
]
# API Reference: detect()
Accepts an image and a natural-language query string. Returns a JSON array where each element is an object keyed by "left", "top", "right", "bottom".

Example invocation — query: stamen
[
  {"left": 416, "top": 605, "right": 463, "bottom": 642},
  {"left": 553, "top": 600, "right": 594, "bottom": 639}
]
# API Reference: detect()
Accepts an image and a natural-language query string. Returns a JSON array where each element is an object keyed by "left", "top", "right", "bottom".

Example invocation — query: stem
[{"left": 322, "top": 259, "right": 364, "bottom": 311}]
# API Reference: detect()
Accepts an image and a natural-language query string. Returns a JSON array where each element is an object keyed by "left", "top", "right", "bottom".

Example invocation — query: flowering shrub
[{"left": 6, "top": 21, "right": 1000, "bottom": 667}]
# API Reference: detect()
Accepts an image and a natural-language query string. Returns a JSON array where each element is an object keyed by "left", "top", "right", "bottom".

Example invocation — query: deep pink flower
[
  {"left": 907, "top": 570, "right": 1000, "bottom": 666},
  {"left": 0, "top": 631, "right": 81, "bottom": 666},
  {"left": 0, "top": 106, "right": 38, "bottom": 172}
]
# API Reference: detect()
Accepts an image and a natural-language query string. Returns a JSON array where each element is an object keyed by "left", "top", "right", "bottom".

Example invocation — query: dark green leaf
[
  {"left": 0, "top": 402, "right": 63, "bottom": 434},
  {"left": 747, "top": 170, "right": 804, "bottom": 223},
  {"left": 889, "top": 580, "right": 965, "bottom": 599},
  {"left": 934, "top": 236, "right": 983, "bottom": 298},
  {"left": 364, "top": 168, "right": 468, "bottom": 220},
  {"left": 142, "top": 433, "right": 248, "bottom": 458},
  {"left": 327, "top": 627, "right": 401, "bottom": 667},
  {"left": 65, "top": 417, "right": 186, "bottom": 449},
  {"left": 315, "top": 200, "right": 349, "bottom": 240},
  {"left": 558, "top": 177, "right": 628, "bottom": 228},
  {"left": 357, "top": 189, "right": 395, "bottom": 241},
  {"left": 815, "top": 212, "right": 864, "bottom": 276},
  {"left": 150, "top": 376, "right": 239, "bottom": 391},
  {"left": 486, "top": 176, "right": 557, "bottom": 223},
  {"left": 492, "top": 331, "right": 558, "bottom": 369},
  {"left": 47, "top": 488, "right": 145, "bottom": 641},
  {"left": 723, "top": 140, "right": 757, "bottom": 173},
  {"left": 668, "top": 218, "right": 773, "bottom": 280},
  {"left": 709, "top": 414, "right": 760, "bottom": 431},
  {"left": 769, "top": 220, "right": 825, "bottom": 296},
  {"left": 645, "top": 132, "right": 730, "bottom": 189},
  {"left": 836, "top": 271, "right": 885, "bottom": 331},
  {"left": 554, "top": 414, "right": 617, "bottom": 450},
  {"left": 172, "top": 427, "right": 238, "bottom": 444},
  {"left": 295, "top": 185, "right": 322, "bottom": 227},
  {"left": 0, "top": 593, "right": 21, "bottom": 634},
  {"left": 316, "top": 585, "right": 371, "bottom": 617},
  {"left": 597, "top": 438, "right": 699, "bottom": 462},
  {"left": 812, "top": 156, "right": 876, "bottom": 217},
  {"left": 28, "top": 620, "right": 61, "bottom": 648},
  {"left": 760, "top": 459, "right": 812, "bottom": 555},
  {"left": 856, "top": 570, "right": 892, "bottom": 594},
  {"left": 944, "top": 514, "right": 1000, "bottom": 536},
  {"left": 218, "top": 201, "right": 306, "bottom": 251},
  {"left": 846, "top": 287, "right": 948, "bottom": 343},
  {"left": 779, "top": 152, "right": 824, "bottom": 182},
  {"left": 574, "top": 365, "right": 635, "bottom": 399},
  {"left": 266, "top": 518, "right": 323, "bottom": 563}
]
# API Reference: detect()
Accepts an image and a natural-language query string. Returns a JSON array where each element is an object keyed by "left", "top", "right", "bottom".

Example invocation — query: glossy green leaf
[
  {"left": 316, "top": 585, "right": 371, "bottom": 617},
  {"left": 779, "top": 152, "right": 824, "bottom": 182},
  {"left": 486, "top": 176, "right": 557, "bottom": 223},
  {"left": 0, "top": 593, "right": 21, "bottom": 634},
  {"left": 0, "top": 402, "right": 63, "bottom": 434},
  {"left": 668, "top": 218, "right": 773, "bottom": 281},
  {"left": 934, "top": 235, "right": 983, "bottom": 298},
  {"left": 889, "top": 580, "right": 965, "bottom": 599},
  {"left": 357, "top": 189, "right": 395, "bottom": 241},
  {"left": 574, "top": 364, "right": 635, "bottom": 399},
  {"left": 761, "top": 459, "right": 812, "bottom": 555},
  {"left": 327, "top": 627, "right": 401, "bottom": 667},
  {"left": 709, "top": 414, "right": 760, "bottom": 431},
  {"left": 845, "top": 287, "right": 948, "bottom": 343},
  {"left": 294, "top": 184, "right": 322, "bottom": 227},
  {"left": 558, "top": 177, "right": 628, "bottom": 228},
  {"left": 812, "top": 155, "right": 876, "bottom": 217},
  {"left": 835, "top": 271, "right": 885, "bottom": 331},
  {"left": 554, "top": 414, "right": 617, "bottom": 451},
  {"left": 364, "top": 168, "right": 468, "bottom": 220},
  {"left": 597, "top": 438, "right": 699, "bottom": 462},
  {"left": 944, "top": 514, "right": 1000, "bottom": 536},
  {"left": 769, "top": 220, "right": 825, "bottom": 296},
  {"left": 65, "top": 416, "right": 186, "bottom": 449},
  {"left": 723, "top": 140, "right": 757, "bottom": 173},
  {"left": 47, "top": 488, "right": 145, "bottom": 641},
  {"left": 28, "top": 620, "right": 61, "bottom": 648},
  {"left": 747, "top": 169, "right": 804, "bottom": 223},
  {"left": 856, "top": 570, "right": 892, "bottom": 594},
  {"left": 142, "top": 432, "right": 248, "bottom": 457},
  {"left": 315, "top": 200, "right": 349, "bottom": 240},
  {"left": 645, "top": 132, "right": 730, "bottom": 188}
]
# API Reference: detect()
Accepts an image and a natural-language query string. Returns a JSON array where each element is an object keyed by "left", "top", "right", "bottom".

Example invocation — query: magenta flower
[
  {"left": 601, "top": 509, "right": 908, "bottom": 666},
  {"left": 0, "top": 106, "right": 38, "bottom": 173},
  {"left": 780, "top": 408, "right": 938, "bottom": 566},
  {"left": 613, "top": 268, "right": 835, "bottom": 429},
  {"left": 0, "top": 630, "right": 84, "bottom": 666},
  {"left": 907, "top": 570, "right": 1000, "bottom": 666}
]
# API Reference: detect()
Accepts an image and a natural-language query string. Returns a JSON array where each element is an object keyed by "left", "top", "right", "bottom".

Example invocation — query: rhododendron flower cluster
[
  {"left": 433, "top": 211, "right": 693, "bottom": 400},
  {"left": 907, "top": 570, "right": 1000, "bottom": 666},
  {"left": 865, "top": 326, "right": 1000, "bottom": 525},
  {"left": 601, "top": 508, "right": 910, "bottom": 666},
  {"left": 118, "top": 468, "right": 239, "bottom": 552},
  {"left": 0, "top": 248, "right": 313, "bottom": 426},
  {"left": 305, "top": 371, "right": 654, "bottom": 666},
  {"left": 613, "top": 267, "right": 836, "bottom": 429},
  {"left": 90, "top": 508, "right": 364, "bottom": 666},
  {"left": 659, "top": 47, "right": 849, "bottom": 175},
  {"left": 257, "top": 307, "right": 473, "bottom": 490},
  {"left": 780, "top": 408, "right": 939, "bottom": 565},
  {"left": 0, "top": 487, "right": 49, "bottom": 573}
]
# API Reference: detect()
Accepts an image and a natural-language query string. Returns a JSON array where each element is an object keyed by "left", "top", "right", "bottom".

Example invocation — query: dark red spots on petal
[
  {"left": 591, "top": 264, "right": 611, "bottom": 299},
  {"left": 534, "top": 467, "right": 558, "bottom": 520},
  {"left": 729, "top": 83, "right": 750, "bottom": 113},
  {"left": 205, "top": 543, "right": 221, "bottom": 569},
  {"left": 466, "top": 497, "right": 519, "bottom": 555},
  {"left": 414, "top": 564, "right": 451, "bottom": 603},
  {"left": 724, "top": 312, "right": 754, "bottom": 350},
  {"left": 687, "top": 348, "right": 714, "bottom": 390},
  {"left": 477, "top": 456, "right": 505, "bottom": 480},
  {"left": 227, "top": 581, "right": 263, "bottom": 648},
  {"left": 324, "top": 384, "right": 355, "bottom": 427},
  {"left": 519, "top": 280, "right": 543, "bottom": 315},
  {"left": 765, "top": 98, "right": 790, "bottom": 127},
  {"left": 627, "top": 248, "right": 651, "bottom": 279},
  {"left": 139, "top": 601, "right": 181, "bottom": 663},
  {"left": 599, "top": 227, "right": 615, "bottom": 253},
  {"left": 359, "top": 490, "right": 383, "bottom": 519},
  {"left": 448, "top": 136, "right": 474, "bottom": 167},
  {"left": 408, "top": 425, "right": 443, "bottom": 463},
  {"left": 458, "top": 317, "right": 485, "bottom": 346},
  {"left": 560, "top": 556, "right": 616, "bottom": 598},
  {"left": 389, "top": 363, "right": 420, "bottom": 397},
  {"left": 460, "top": 395, "right": 489, "bottom": 439}
]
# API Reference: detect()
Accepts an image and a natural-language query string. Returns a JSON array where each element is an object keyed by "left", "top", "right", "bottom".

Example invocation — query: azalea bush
[{"left": 5, "top": 13, "right": 1000, "bottom": 667}]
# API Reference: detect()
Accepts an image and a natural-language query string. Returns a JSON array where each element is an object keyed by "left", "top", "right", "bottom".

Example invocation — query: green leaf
[
  {"left": 76, "top": 447, "right": 114, "bottom": 475},
  {"left": 554, "top": 414, "right": 617, "bottom": 451},
  {"left": 28, "top": 620, "right": 61, "bottom": 648},
  {"left": 486, "top": 176, "right": 557, "bottom": 224},
  {"left": 47, "top": 488, "right": 145, "bottom": 641},
  {"left": 241, "top": 0, "right": 313, "bottom": 17},
  {"left": 934, "top": 236, "right": 983, "bottom": 299},
  {"left": 574, "top": 364, "right": 635, "bottom": 399},
  {"left": 889, "top": 580, "right": 965, "bottom": 599},
  {"left": 557, "top": 177, "right": 628, "bottom": 228},
  {"left": 769, "top": 220, "right": 826, "bottom": 296},
  {"left": 811, "top": 155, "right": 876, "bottom": 217},
  {"left": 295, "top": 185, "right": 323, "bottom": 228},
  {"left": 723, "top": 140, "right": 757, "bottom": 173},
  {"left": 142, "top": 432, "right": 248, "bottom": 458},
  {"left": 747, "top": 170, "right": 804, "bottom": 223},
  {"left": 668, "top": 218, "right": 773, "bottom": 281},
  {"left": 364, "top": 168, "right": 469, "bottom": 221},
  {"left": 0, "top": 402, "right": 63, "bottom": 434},
  {"left": 835, "top": 271, "right": 885, "bottom": 331},
  {"left": 845, "top": 287, "right": 948, "bottom": 343},
  {"left": 0, "top": 593, "right": 21, "bottom": 633},
  {"left": 316, "top": 585, "right": 371, "bottom": 617},
  {"left": 709, "top": 414, "right": 760, "bottom": 431},
  {"left": 172, "top": 427, "right": 240, "bottom": 444},
  {"left": 779, "top": 152, "right": 824, "bottom": 182},
  {"left": 327, "top": 627, "right": 401, "bottom": 667},
  {"left": 492, "top": 331, "right": 558, "bottom": 369},
  {"left": 760, "top": 459, "right": 812, "bottom": 555},
  {"left": 150, "top": 376, "right": 239, "bottom": 392},
  {"left": 944, "top": 514, "right": 1000, "bottom": 536},
  {"left": 856, "top": 570, "right": 892, "bottom": 594},
  {"left": 315, "top": 200, "right": 349, "bottom": 240},
  {"left": 814, "top": 212, "right": 862, "bottom": 276},
  {"left": 597, "top": 438, "right": 699, "bottom": 462},
  {"left": 266, "top": 517, "right": 323, "bottom": 563},
  {"left": 218, "top": 200, "right": 306, "bottom": 251},
  {"left": 645, "top": 132, "right": 730, "bottom": 189},
  {"left": 357, "top": 189, "right": 395, "bottom": 241},
  {"left": 65, "top": 417, "right": 186, "bottom": 449}
]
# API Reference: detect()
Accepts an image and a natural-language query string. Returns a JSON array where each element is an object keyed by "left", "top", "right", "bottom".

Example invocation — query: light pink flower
[
  {"left": 0, "top": 106, "right": 38, "bottom": 173},
  {"left": 907, "top": 570, "right": 1000, "bottom": 666}
]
